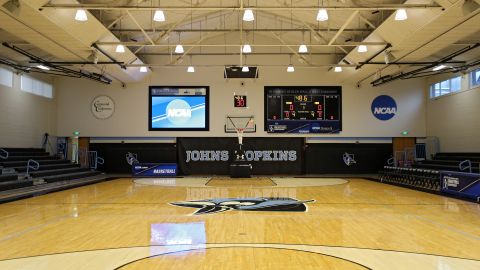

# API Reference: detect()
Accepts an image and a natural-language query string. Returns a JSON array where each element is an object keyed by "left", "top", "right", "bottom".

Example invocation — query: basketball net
[
  {"left": 236, "top": 128, "right": 245, "bottom": 145},
  {"left": 234, "top": 118, "right": 254, "bottom": 146}
]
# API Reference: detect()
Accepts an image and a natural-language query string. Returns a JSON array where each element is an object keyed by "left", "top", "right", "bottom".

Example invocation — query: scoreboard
[{"left": 265, "top": 86, "right": 342, "bottom": 133}]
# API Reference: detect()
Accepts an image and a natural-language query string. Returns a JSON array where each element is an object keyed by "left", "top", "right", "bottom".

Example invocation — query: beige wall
[
  {"left": 426, "top": 73, "right": 480, "bottom": 152},
  {"left": 55, "top": 67, "right": 426, "bottom": 139},
  {"left": 0, "top": 72, "right": 56, "bottom": 148}
]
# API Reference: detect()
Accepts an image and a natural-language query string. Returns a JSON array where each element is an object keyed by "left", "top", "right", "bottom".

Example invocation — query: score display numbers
[
  {"left": 265, "top": 86, "right": 342, "bottom": 133},
  {"left": 234, "top": 95, "right": 247, "bottom": 108}
]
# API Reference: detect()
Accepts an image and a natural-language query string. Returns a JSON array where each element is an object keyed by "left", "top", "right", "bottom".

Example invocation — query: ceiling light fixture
[
  {"left": 432, "top": 65, "right": 446, "bottom": 71},
  {"left": 242, "top": 44, "right": 252, "bottom": 53},
  {"left": 298, "top": 44, "right": 308, "bottom": 53},
  {"left": 242, "top": 66, "right": 250, "bottom": 72},
  {"left": 243, "top": 9, "right": 255, "bottom": 21},
  {"left": 357, "top": 45, "right": 368, "bottom": 53},
  {"left": 384, "top": 50, "right": 395, "bottom": 64},
  {"left": 75, "top": 9, "right": 88, "bottom": 21},
  {"left": 36, "top": 65, "right": 50, "bottom": 70},
  {"left": 394, "top": 9, "right": 408, "bottom": 21},
  {"left": 334, "top": 66, "right": 342, "bottom": 72},
  {"left": 287, "top": 65, "right": 295, "bottom": 72},
  {"left": 88, "top": 50, "right": 99, "bottom": 64},
  {"left": 115, "top": 44, "right": 125, "bottom": 53},
  {"left": 153, "top": 10, "right": 165, "bottom": 22},
  {"left": 187, "top": 66, "right": 195, "bottom": 73},
  {"left": 316, "top": 9, "right": 329, "bottom": 21},
  {"left": 140, "top": 66, "right": 148, "bottom": 73},
  {"left": 175, "top": 44, "right": 184, "bottom": 54}
]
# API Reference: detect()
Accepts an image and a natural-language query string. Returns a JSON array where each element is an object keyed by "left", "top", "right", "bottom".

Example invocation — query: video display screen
[
  {"left": 265, "top": 86, "right": 342, "bottom": 133},
  {"left": 149, "top": 86, "right": 209, "bottom": 131}
]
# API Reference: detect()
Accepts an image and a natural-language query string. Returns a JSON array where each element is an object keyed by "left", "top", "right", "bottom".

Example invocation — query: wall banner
[
  {"left": 177, "top": 137, "right": 304, "bottom": 175},
  {"left": 441, "top": 171, "right": 480, "bottom": 201},
  {"left": 132, "top": 163, "right": 177, "bottom": 177}
]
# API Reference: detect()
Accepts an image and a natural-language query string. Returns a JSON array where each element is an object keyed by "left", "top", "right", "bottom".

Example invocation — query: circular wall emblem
[
  {"left": 91, "top": 95, "right": 115, "bottom": 119},
  {"left": 371, "top": 95, "right": 397, "bottom": 121}
]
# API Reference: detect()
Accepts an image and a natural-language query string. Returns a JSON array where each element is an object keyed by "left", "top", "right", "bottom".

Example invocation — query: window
[
  {"left": 430, "top": 76, "right": 461, "bottom": 98},
  {"left": 20, "top": 75, "right": 53, "bottom": 99},
  {"left": 471, "top": 68, "right": 480, "bottom": 88},
  {"left": 0, "top": 66, "right": 13, "bottom": 88}
]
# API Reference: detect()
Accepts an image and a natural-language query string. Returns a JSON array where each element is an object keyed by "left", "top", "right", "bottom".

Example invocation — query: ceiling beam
[
  {"left": 169, "top": 32, "right": 215, "bottom": 65},
  {"left": 96, "top": 42, "right": 388, "bottom": 47},
  {"left": 40, "top": 4, "right": 444, "bottom": 11},
  {"left": 126, "top": 64, "right": 357, "bottom": 68},
  {"left": 259, "top": 9, "right": 350, "bottom": 56},
  {"left": 126, "top": 11, "right": 154, "bottom": 45},
  {"left": 271, "top": 31, "right": 311, "bottom": 65},
  {"left": 328, "top": 11, "right": 359, "bottom": 46},
  {"left": 358, "top": 14, "right": 376, "bottom": 29},
  {"left": 138, "top": 52, "right": 346, "bottom": 56},
  {"left": 131, "top": 0, "right": 214, "bottom": 57},
  {"left": 111, "top": 28, "right": 373, "bottom": 33}
]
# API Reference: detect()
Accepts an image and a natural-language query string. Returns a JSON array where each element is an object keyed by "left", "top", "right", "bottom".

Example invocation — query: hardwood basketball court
[{"left": 0, "top": 177, "right": 479, "bottom": 269}]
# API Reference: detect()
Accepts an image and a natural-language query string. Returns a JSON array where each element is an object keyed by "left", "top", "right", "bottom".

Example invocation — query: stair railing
[
  {"left": 96, "top": 157, "right": 105, "bottom": 168},
  {"left": 459, "top": 160, "right": 472, "bottom": 173},
  {"left": 0, "top": 148, "right": 8, "bottom": 160},
  {"left": 26, "top": 159, "right": 40, "bottom": 176},
  {"left": 87, "top": 151, "right": 104, "bottom": 170}
]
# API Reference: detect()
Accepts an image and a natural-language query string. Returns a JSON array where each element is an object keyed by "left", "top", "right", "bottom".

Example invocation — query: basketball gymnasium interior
[{"left": 0, "top": 1, "right": 479, "bottom": 269}]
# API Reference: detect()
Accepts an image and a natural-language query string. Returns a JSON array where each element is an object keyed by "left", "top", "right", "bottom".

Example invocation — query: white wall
[
  {"left": 426, "top": 72, "right": 480, "bottom": 152},
  {"left": 55, "top": 67, "right": 426, "bottom": 139},
  {"left": 0, "top": 71, "right": 57, "bottom": 148}
]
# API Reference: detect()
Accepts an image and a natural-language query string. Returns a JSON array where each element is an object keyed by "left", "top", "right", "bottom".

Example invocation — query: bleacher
[
  {"left": 0, "top": 147, "right": 105, "bottom": 201},
  {"left": 379, "top": 166, "right": 441, "bottom": 192},
  {"left": 378, "top": 152, "right": 480, "bottom": 197},
  {"left": 414, "top": 152, "right": 480, "bottom": 173}
]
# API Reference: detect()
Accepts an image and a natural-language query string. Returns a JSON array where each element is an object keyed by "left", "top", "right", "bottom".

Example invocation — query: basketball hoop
[{"left": 227, "top": 116, "right": 255, "bottom": 146}]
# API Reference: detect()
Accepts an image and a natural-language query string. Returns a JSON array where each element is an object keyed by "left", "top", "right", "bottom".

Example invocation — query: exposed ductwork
[
  {"left": 371, "top": 43, "right": 480, "bottom": 86},
  {"left": 1, "top": 42, "right": 113, "bottom": 84}
]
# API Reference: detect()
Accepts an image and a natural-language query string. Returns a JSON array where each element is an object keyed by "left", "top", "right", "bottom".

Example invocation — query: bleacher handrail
[
  {"left": 97, "top": 157, "right": 105, "bottom": 165},
  {"left": 26, "top": 159, "right": 40, "bottom": 175},
  {"left": 0, "top": 148, "right": 8, "bottom": 160},
  {"left": 87, "top": 151, "right": 104, "bottom": 170},
  {"left": 459, "top": 160, "right": 472, "bottom": 173}
]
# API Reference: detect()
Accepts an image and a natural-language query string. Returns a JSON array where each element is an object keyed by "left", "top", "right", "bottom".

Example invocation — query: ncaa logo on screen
[
  {"left": 166, "top": 99, "right": 192, "bottom": 124},
  {"left": 371, "top": 95, "right": 397, "bottom": 121}
]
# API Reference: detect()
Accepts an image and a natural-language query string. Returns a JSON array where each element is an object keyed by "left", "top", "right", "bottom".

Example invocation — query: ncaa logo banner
[{"left": 371, "top": 95, "right": 397, "bottom": 121}]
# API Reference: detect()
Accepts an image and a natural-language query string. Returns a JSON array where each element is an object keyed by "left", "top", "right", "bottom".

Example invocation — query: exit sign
[{"left": 234, "top": 95, "right": 247, "bottom": 108}]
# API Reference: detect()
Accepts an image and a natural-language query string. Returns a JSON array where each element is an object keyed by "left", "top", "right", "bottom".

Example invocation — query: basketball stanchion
[{"left": 226, "top": 116, "right": 255, "bottom": 178}]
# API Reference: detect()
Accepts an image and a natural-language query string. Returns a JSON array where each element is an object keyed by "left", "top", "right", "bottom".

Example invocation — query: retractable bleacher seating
[
  {"left": 0, "top": 148, "right": 102, "bottom": 193},
  {"left": 378, "top": 152, "right": 480, "bottom": 193},
  {"left": 414, "top": 152, "right": 480, "bottom": 173},
  {"left": 379, "top": 166, "right": 441, "bottom": 191}
]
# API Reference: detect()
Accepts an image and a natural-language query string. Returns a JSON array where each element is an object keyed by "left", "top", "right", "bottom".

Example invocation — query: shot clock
[{"left": 234, "top": 95, "right": 247, "bottom": 108}]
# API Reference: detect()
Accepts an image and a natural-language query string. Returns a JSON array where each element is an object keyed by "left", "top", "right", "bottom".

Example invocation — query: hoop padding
[{"left": 225, "top": 116, "right": 256, "bottom": 133}]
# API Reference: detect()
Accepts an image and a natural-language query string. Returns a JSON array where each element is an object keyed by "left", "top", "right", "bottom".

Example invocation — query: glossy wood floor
[{"left": 0, "top": 177, "right": 479, "bottom": 269}]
